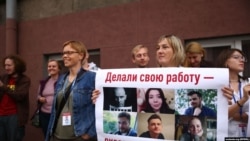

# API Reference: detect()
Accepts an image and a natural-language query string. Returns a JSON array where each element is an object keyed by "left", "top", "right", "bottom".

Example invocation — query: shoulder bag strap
[{"left": 53, "top": 69, "right": 85, "bottom": 132}]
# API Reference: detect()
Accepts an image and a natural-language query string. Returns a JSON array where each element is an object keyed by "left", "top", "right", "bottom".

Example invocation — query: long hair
[
  {"left": 3, "top": 55, "right": 26, "bottom": 75},
  {"left": 183, "top": 42, "right": 206, "bottom": 67},
  {"left": 157, "top": 35, "right": 185, "bottom": 67},
  {"left": 143, "top": 88, "right": 173, "bottom": 113},
  {"left": 215, "top": 48, "right": 248, "bottom": 81}
]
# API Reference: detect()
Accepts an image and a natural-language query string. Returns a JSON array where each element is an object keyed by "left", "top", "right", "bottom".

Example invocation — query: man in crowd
[{"left": 131, "top": 44, "right": 150, "bottom": 68}]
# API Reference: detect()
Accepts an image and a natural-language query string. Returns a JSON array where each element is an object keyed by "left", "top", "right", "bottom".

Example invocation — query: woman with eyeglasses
[
  {"left": 46, "top": 41, "right": 97, "bottom": 141},
  {"left": 217, "top": 48, "right": 250, "bottom": 137}
]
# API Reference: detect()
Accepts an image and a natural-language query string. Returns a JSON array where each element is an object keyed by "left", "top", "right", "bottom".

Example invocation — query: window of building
[{"left": 186, "top": 35, "right": 250, "bottom": 77}]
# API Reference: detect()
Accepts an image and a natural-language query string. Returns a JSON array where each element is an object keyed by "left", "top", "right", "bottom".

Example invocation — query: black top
[{"left": 139, "top": 131, "right": 165, "bottom": 139}]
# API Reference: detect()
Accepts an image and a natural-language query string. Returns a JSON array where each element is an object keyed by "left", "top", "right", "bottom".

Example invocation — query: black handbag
[
  {"left": 31, "top": 77, "right": 51, "bottom": 128},
  {"left": 31, "top": 108, "right": 40, "bottom": 128}
]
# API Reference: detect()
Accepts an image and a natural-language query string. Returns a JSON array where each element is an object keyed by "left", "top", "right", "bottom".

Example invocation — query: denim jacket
[{"left": 45, "top": 69, "right": 96, "bottom": 141}]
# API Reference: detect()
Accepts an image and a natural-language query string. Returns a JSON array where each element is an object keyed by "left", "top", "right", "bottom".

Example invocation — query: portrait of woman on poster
[
  {"left": 141, "top": 88, "right": 174, "bottom": 114},
  {"left": 180, "top": 117, "right": 206, "bottom": 141}
]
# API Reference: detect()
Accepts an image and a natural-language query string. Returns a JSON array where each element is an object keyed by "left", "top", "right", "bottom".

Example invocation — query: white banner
[{"left": 95, "top": 68, "right": 229, "bottom": 141}]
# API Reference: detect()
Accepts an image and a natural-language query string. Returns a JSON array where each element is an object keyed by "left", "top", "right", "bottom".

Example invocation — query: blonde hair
[
  {"left": 183, "top": 42, "right": 206, "bottom": 67},
  {"left": 157, "top": 35, "right": 185, "bottom": 67},
  {"left": 131, "top": 44, "right": 148, "bottom": 59},
  {"left": 185, "top": 42, "right": 206, "bottom": 56}
]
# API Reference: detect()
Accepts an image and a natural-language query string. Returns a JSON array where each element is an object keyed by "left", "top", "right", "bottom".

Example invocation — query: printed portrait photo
[
  {"left": 137, "top": 113, "right": 175, "bottom": 140},
  {"left": 103, "top": 87, "right": 137, "bottom": 112},
  {"left": 137, "top": 88, "right": 175, "bottom": 114},
  {"left": 175, "top": 89, "right": 217, "bottom": 118},
  {"left": 103, "top": 111, "right": 137, "bottom": 137},
  {"left": 175, "top": 115, "right": 216, "bottom": 141}
]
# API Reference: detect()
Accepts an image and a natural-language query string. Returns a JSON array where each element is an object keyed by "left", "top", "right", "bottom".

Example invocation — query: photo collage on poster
[{"left": 102, "top": 87, "right": 217, "bottom": 141}]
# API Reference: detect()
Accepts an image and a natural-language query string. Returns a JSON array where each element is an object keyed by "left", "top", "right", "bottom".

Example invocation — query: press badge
[
  {"left": 62, "top": 112, "right": 71, "bottom": 126},
  {"left": 238, "top": 124, "right": 247, "bottom": 137}
]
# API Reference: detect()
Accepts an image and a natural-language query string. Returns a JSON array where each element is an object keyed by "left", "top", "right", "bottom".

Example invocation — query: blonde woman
[
  {"left": 183, "top": 42, "right": 213, "bottom": 67},
  {"left": 156, "top": 35, "right": 185, "bottom": 67},
  {"left": 92, "top": 35, "right": 186, "bottom": 104}
]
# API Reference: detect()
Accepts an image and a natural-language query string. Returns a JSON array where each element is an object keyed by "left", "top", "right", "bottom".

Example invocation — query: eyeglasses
[
  {"left": 231, "top": 55, "right": 247, "bottom": 62},
  {"left": 62, "top": 51, "right": 79, "bottom": 56}
]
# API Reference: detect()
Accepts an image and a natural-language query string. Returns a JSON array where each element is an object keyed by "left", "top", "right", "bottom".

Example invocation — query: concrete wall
[
  {"left": 0, "top": 0, "right": 250, "bottom": 140},
  {"left": 0, "top": 25, "right": 5, "bottom": 64},
  {"left": 0, "top": 0, "right": 138, "bottom": 22}
]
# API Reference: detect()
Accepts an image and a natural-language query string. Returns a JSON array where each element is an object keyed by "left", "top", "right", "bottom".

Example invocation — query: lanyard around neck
[
  {"left": 232, "top": 82, "right": 242, "bottom": 118},
  {"left": 62, "top": 69, "right": 85, "bottom": 96},
  {"left": 63, "top": 77, "right": 75, "bottom": 93}
]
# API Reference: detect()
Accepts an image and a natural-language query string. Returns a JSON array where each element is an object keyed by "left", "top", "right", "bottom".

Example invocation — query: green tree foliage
[
  {"left": 103, "top": 112, "right": 118, "bottom": 133},
  {"left": 103, "top": 111, "right": 137, "bottom": 134}
]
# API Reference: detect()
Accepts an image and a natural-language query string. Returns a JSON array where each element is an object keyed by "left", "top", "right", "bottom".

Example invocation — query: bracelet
[{"left": 236, "top": 101, "right": 243, "bottom": 107}]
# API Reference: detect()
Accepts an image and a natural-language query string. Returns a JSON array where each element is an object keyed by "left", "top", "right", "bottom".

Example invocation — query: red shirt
[{"left": 0, "top": 77, "right": 17, "bottom": 115}]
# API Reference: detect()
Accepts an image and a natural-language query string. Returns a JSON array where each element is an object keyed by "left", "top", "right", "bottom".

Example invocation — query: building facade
[{"left": 0, "top": 0, "right": 250, "bottom": 140}]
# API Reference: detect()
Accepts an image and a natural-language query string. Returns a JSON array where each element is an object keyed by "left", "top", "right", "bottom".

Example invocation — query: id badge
[
  {"left": 62, "top": 112, "right": 71, "bottom": 126},
  {"left": 238, "top": 123, "right": 247, "bottom": 137}
]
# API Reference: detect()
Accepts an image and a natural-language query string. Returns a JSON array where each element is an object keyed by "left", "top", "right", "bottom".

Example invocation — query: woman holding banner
[
  {"left": 156, "top": 34, "right": 185, "bottom": 67},
  {"left": 46, "top": 40, "right": 97, "bottom": 141},
  {"left": 218, "top": 48, "right": 250, "bottom": 137},
  {"left": 91, "top": 35, "right": 186, "bottom": 103}
]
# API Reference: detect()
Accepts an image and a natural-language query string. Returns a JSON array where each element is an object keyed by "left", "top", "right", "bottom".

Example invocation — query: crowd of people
[
  {"left": 0, "top": 34, "right": 249, "bottom": 141},
  {"left": 92, "top": 35, "right": 250, "bottom": 140}
]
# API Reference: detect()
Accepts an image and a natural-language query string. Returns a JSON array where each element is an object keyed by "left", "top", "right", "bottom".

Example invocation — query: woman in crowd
[
  {"left": 91, "top": 34, "right": 185, "bottom": 104},
  {"left": 0, "top": 55, "right": 30, "bottom": 141},
  {"left": 180, "top": 117, "right": 205, "bottom": 141},
  {"left": 37, "top": 59, "right": 61, "bottom": 137},
  {"left": 141, "top": 88, "right": 174, "bottom": 114},
  {"left": 156, "top": 34, "right": 185, "bottom": 67},
  {"left": 183, "top": 41, "right": 214, "bottom": 67},
  {"left": 218, "top": 48, "right": 250, "bottom": 137},
  {"left": 46, "top": 40, "right": 97, "bottom": 141}
]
